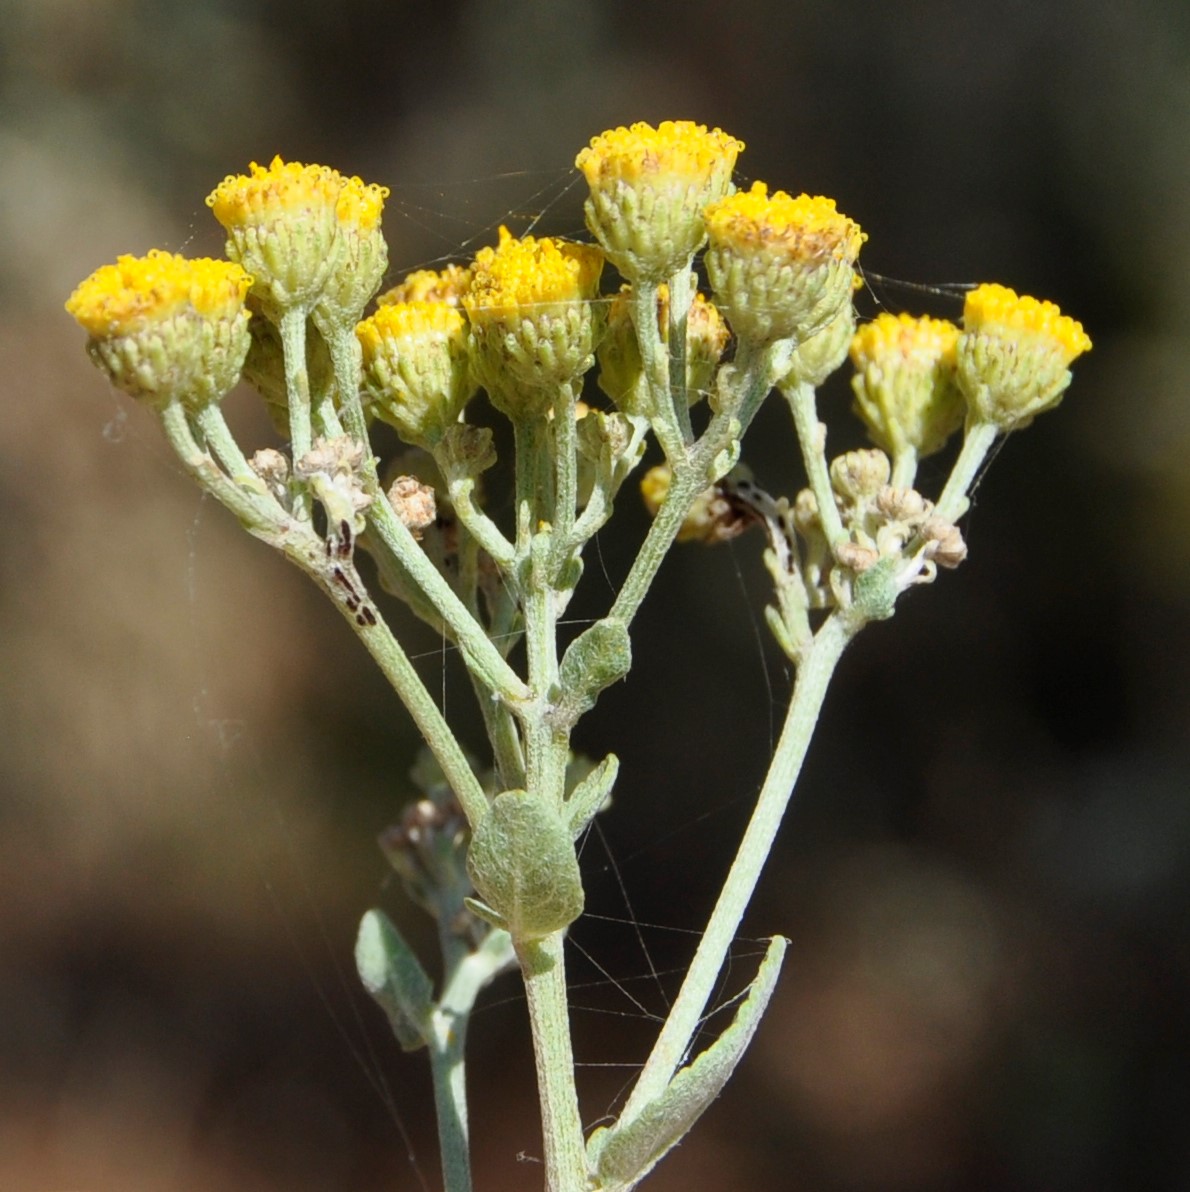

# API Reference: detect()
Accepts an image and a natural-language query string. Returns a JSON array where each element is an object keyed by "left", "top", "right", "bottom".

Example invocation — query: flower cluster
[{"left": 64, "top": 118, "right": 1096, "bottom": 1192}]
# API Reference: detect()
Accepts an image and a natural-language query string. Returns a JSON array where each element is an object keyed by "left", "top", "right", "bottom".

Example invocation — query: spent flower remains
[{"left": 67, "top": 121, "right": 1090, "bottom": 1192}]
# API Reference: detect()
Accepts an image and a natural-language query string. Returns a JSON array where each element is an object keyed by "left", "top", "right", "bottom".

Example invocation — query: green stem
[
  {"left": 935, "top": 420, "right": 998, "bottom": 523},
  {"left": 192, "top": 404, "right": 274, "bottom": 500},
  {"left": 159, "top": 401, "right": 283, "bottom": 532},
  {"left": 890, "top": 446, "right": 918, "bottom": 490},
  {"left": 160, "top": 401, "right": 489, "bottom": 828},
  {"left": 631, "top": 282, "right": 685, "bottom": 462},
  {"left": 606, "top": 455, "right": 704, "bottom": 628},
  {"left": 311, "top": 559, "right": 490, "bottom": 831},
  {"left": 279, "top": 309, "right": 314, "bottom": 519},
  {"left": 318, "top": 327, "right": 528, "bottom": 703},
  {"left": 551, "top": 382, "right": 578, "bottom": 574},
  {"left": 368, "top": 497, "right": 530, "bottom": 705},
  {"left": 514, "top": 418, "right": 553, "bottom": 558},
  {"left": 665, "top": 267, "right": 694, "bottom": 445},
  {"left": 429, "top": 930, "right": 517, "bottom": 1192},
  {"left": 784, "top": 379, "right": 847, "bottom": 549},
  {"left": 721, "top": 339, "right": 778, "bottom": 437},
  {"left": 570, "top": 414, "right": 649, "bottom": 546},
  {"left": 428, "top": 1009, "right": 472, "bottom": 1192},
  {"left": 617, "top": 611, "right": 859, "bottom": 1125},
  {"left": 521, "top": 534, "right": 567, "bottom": 807},
  {"left": 516, "top": 932, "right": 587, "bottom": 1191},
  {"left": 444, "top": 475, "right": 517, "bottom": 574}
]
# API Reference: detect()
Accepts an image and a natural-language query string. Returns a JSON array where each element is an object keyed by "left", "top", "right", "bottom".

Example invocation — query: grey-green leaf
[
  {"left": 552, "top": 618, "right": 632, "bottom": 728},
  {"left": 565, "top": 753, "right": 619, "bottom": 838},
  {"left": 590, "top": 935, "right": 788, "bottom": 1189},
  {"left": 466, "top": 789, "right": 585, "bottom": 941},
  {"left": 355, "top": 908, "right": 434, "bottom": 1051}
]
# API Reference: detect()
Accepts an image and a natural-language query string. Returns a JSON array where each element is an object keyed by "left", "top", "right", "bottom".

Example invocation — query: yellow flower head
[
  {"left": 356, "top": 301, "right": 475, "bottom": 447},
  {"left": 316, "top": 172, "right": 391, "bottom": 332},
  {"left": 463, "top": 228, "right": 604, "bottom": 411},
  {"left": 378, "top": 264, "right": 474, "bottom": 308},
  {"left": 848, "top": 312, "right": 964, "bottom": 460},
  {"left": 956, "top": 283, "right": 1092, "bottom": 430},
  {"left": 206, "top": 156, "right": 389, "bottom": 322},
  {"left": 66, "top": 250, "right": 252, "bottom": 408},
  {"left": 704, "top": 182, "right": 865, "bottom": 345},
  {"left": 576, "top": 120, "right": 744, "bottom": 282}
]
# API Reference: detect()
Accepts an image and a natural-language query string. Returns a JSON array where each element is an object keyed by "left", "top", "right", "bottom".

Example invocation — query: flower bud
[
  {"left": 356, "top": 301, "right": 476, "bottom": 447},
  {"left": 576, "top": 120, "right": 743, "bottom": 283},
  {"left": 314, "top": 173, "right": 390, "bottom": 332},
  {"left": 849, "top": 312, "right": 964, "bottom": 458},
  {"left": 207, "top": 156, "right": 389, "bottom": 323},
  {"left": 830, "top": 448, "right": 891, "bottom": 504},
  {"left": 955, "top": 284, "right": 1091, "bottom": 431},
  {"left": 463, "top": 228, "right": 604, "bottom": 415},
  {"left": 704, "top": 183, "right": 865, "bottom": 346},
  {"left": 597, "top": 281, "right": 728, "bottom": 415},
  {"left": 378, "top": 264, "right": 473, "bottom": 308},
  {"left": 596, "top": 287, "right": 645, "bottom": 412},
  {"left": 66, "top": 251, "right": 252, "bottom": 409},
  {"left": 779, "top": 304, "right": 856, "bottom": 390}
]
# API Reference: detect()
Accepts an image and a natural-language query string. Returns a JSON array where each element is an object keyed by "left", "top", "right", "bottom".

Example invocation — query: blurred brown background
[{"left": 3, "top": 1, "right": 1189, "bottom": 1189}]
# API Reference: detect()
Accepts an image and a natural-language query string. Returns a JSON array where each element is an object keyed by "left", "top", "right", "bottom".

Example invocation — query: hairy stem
[
  {"left": 784, "top": 379, "right": 847, "bottom": 549},
  {"left": 935, "top": 419, "right": 998, "bottom": 523},
  {"left": 517, "top": 932, "right": 587, "bottom": 1191},
  {"left": 618, "top": 610, "right": 859, "bottom": 1123},
  {"left": 279, "top": 309, "right": 314, "bottom": 520}
]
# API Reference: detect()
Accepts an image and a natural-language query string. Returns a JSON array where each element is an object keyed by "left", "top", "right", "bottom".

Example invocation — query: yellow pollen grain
[
  {"left": 963, "top": 283, "right": 1092, "bottom": 364},
  {"left": 66, "top": 250, "right": 252, "bottom": 338},
  {"left": 576, "top": 120, "right": 744, "bottom": 185}
]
